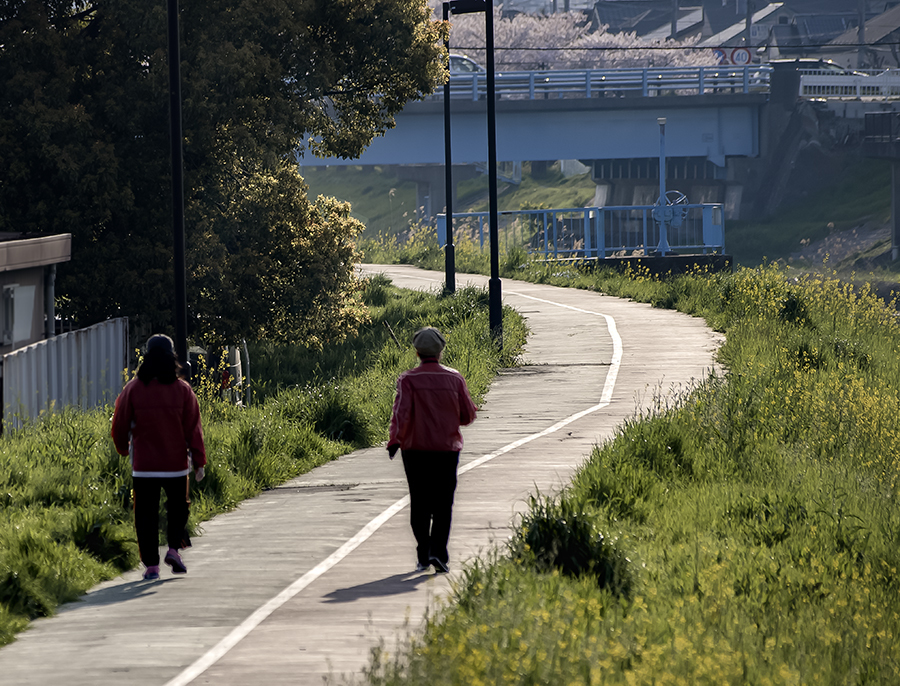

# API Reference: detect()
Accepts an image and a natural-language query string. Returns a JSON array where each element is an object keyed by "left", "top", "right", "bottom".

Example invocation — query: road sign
[{"left": 731, "top": 48, "right": 751, "bottom": 66}]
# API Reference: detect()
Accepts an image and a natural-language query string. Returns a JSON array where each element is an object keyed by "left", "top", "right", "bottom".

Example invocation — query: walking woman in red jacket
[
  {"left": 111, "top": 335, "right": 206, "bottom": 580},
  {"left": 387, "top": 327, "right": 478, "bottom": 574}
]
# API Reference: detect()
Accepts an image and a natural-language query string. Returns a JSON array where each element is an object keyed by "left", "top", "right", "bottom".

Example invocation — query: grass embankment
[
  {"left": 361, "top": 257, "right": 900, "bottom": 684},
  {"left": 302, "top": 162, "right": 597, "bottom": 239},
  {"left": 727, "top": 158, "right": 893, "bottom": 268},
  {"left": 0, "top": 277, "right": 527, "bottom": 647}
]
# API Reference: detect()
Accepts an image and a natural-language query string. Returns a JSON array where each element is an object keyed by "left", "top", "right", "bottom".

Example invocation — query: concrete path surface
[{"left": 0, "top": 265, "right": 722, "bottom": 685}]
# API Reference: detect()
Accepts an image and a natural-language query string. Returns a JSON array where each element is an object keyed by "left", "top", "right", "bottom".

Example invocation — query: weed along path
[{"left": 0, "top": 265, "right": 721, "bottom": 686}]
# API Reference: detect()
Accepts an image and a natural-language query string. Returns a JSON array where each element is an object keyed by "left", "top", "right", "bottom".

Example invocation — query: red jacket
[
  {"left": 389, "top": 359, "right": 478, "bottom": 452},
  {"left": 111, "top": 377, "right": 206, "bottom": 477}
]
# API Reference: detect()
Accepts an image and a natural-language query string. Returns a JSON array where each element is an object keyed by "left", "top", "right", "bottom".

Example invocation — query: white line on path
[{"left": 166, "top": 284, "right": 622, "bottom": 686}]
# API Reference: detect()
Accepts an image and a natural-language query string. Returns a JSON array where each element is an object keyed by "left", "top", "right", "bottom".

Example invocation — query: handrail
[
  {"left": 435, "top": 65, "right": 771, "bottom": 101},
  {"left": 437, "top": 204, "right": 725, "bottom": 258}
]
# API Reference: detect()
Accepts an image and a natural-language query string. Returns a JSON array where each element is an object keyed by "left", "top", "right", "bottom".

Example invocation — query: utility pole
[
  {"left": 671, "top": 0, "right": 678, "bottom": 40},
  {"left": 166, "top": 0, "right": 189, "bottom": 380},
  {"left": 745, "top": 0, "right": 753, "bottom": 46},
  {"left": 858, "top": 0, "right": 867, "bottom": 69},
  {"left": 442, "top": 2, "right": 455, "bottom": 294}
]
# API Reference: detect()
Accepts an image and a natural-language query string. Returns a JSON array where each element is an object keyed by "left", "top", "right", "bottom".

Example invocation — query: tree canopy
[{"left": 0, "top": 0, "right": 447, "bottom": 345}]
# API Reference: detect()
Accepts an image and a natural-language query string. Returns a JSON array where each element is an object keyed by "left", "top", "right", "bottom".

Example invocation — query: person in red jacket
[
  {"left": 388, "top": 327, "right": 477, "bottom": 574},
  {"left": 111, "top": 334, "right": 206, "bottom": 580}
]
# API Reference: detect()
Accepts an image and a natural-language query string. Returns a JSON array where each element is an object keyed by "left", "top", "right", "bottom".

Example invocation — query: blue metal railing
[
  {"left": 437, "top": 204, "right": 725, "bottom": 258},
  {"left": 437, "top": 65, "right": 771, "bottom": 101}
]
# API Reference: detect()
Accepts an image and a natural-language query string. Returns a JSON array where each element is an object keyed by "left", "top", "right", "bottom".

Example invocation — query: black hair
[{"left": 137, "top": 347, "right": 183, "bottom": 385}]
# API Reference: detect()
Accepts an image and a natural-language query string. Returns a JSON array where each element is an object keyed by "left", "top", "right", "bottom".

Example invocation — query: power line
[{"left": 452, "top": 41, "right": 900, "bottom": 52}]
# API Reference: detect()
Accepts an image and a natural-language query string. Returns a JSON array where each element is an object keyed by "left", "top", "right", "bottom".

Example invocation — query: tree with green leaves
[{"left": 0, "top": 0, "right": 447, "bottom": 346}]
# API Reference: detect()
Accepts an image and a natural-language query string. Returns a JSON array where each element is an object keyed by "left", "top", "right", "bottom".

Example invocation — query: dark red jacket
[
  {"left": 389, "top": 359, "right": 477, "bottom": 452},
  {"left": 111, "top": 377, "right": 206, "bottom": 476}
]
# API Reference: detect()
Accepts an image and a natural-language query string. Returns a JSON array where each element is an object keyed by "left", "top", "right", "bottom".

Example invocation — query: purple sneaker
[
  {"left": 164, "top": 549, "right": 187, "bottom": 574},
  {"left": 143, "top": 565, "right": 160, "bottom": 580}
]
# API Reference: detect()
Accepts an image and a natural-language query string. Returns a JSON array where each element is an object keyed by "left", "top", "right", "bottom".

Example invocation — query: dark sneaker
[
  {"left": 143, "top": 566, "right": 160, "bottom": 580},
  {"left": 415, "top": 561, "right": 431, "bottom": 573},
  {"left": 164, "top": 549, "right": 187, "bottom": 574},
  {"left": 430, "top": 557, "right": 449, "bottom": 574}
]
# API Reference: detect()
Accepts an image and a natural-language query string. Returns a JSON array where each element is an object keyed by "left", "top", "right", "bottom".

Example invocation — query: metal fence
[
  {"left": 2, "top": 317, "right": 129, "bottom": 429},
  {"left": 864, "top": 110, "right": 900, "bottom": 141},
  {"left": 800, "top": 72, "right": 900, "bottom": 98},
  {"left": 440, "top": 65, "right": 771, "bottom": 101},
  {"left": 437, "top": 204, "right": 725, "bottom": 259}
]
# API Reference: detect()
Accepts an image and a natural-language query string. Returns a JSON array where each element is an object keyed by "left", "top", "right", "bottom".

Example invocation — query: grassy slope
[
  {"left": 302, "top": 162, "right": 598, "bottom": 238},
  {"left": 727, "top": 157, "right": 893, "bottom": 268},
  {"left": 299, "top": 165, "right": 419, "bottom": 236},
  {"left": 364, "top": 263, "right": 900, "bottom": 686}
]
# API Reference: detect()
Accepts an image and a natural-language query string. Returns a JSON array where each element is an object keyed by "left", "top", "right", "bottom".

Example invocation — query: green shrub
[{"left": 510, "top": 493, "right": 631, "bottom": 596}]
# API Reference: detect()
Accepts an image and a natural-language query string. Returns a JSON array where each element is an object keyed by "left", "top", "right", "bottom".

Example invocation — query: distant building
[
  {"left": 825, "top": 4, "right": 900, "bottom": 69},
  {"left": 0, "top": 234, "right": 71, "bottom": 354}
]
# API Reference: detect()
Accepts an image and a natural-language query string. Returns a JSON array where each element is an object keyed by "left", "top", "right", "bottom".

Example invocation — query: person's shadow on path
[
  {"left": 323, "top": 571, "right": 433, "bottom": 604},
  {"left": 56, "top": 578, "right": 182, "bottom": 613}
]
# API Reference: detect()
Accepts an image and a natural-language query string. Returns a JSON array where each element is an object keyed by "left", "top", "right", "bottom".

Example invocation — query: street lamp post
[
  {"left": 655, "top": 117, "right": 672, "bottom": 255},
  {"left": 442, "top": 2, "right": 455, "bottom": 294},
  {"left": 444, "top": 0, "right": 502, "bottom": 345},
  {"left": 166, "top": 0, "right": 190, "bottom": 379}
]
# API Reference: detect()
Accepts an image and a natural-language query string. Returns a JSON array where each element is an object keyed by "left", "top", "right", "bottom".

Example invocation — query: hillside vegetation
[{"left": 363, "top": 260, "right": 900, "bottom": 685}]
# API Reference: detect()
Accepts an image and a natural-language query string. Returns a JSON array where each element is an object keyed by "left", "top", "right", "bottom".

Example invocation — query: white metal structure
[
  {"left": 800, "top": 71, "right": 900, "bottom": 98},
  {"left": 2, "top": 317, "right": 129, "bottom": 429}
]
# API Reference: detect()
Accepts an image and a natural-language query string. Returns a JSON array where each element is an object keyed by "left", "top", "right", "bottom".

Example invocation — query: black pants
[
  {"left": 133, "top": 476, "right": 190, "bottom": 567},
  {"left": 401, "top": 450, "right": 459, "bottom": 566}
]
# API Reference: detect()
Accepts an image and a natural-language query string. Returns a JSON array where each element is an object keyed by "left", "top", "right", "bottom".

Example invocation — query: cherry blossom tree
[{"left": 431, "top": 3, "right": 714, "bottom": 71}]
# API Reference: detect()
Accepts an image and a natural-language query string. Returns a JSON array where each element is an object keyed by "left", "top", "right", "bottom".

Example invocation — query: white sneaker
[{"left": 430, "top": 557, "right": 450, "bottom": 574}]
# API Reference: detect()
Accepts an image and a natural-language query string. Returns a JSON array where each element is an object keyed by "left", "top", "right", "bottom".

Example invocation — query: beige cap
[{"left": 413, "top": 327, "right": 446, "bottom": 357}]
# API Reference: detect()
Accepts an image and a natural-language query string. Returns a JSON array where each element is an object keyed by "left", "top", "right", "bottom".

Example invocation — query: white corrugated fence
[{"left": 2, "top": 318, "right": 129, "bottom": 428}]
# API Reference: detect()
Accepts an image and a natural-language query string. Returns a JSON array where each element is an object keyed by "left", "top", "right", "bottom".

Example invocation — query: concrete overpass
[{"left": 301, "top": 66, "right": 795, "bottom": 221}]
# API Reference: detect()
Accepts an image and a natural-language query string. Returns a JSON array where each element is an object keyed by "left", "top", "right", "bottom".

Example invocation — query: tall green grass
[
  {"left": 363, "top": 263, "right": 900, "bottom": 685},
  {"left": 0, "top": 278, "right": 527, "bottom": 647}
]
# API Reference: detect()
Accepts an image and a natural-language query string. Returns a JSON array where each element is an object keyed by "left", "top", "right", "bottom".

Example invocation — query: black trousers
[
  {"left": 133, "top": 475, "right": 190, "bottom": 567},
  {"left": 401, "top": 450, "right": 459, "bottom": 566}
]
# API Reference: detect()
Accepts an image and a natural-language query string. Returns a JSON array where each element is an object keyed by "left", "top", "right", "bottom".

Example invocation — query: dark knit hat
[
  {"left": 413, "top": 327, "right": 446, "bottom": 357},
  {"left": 146, "top": 334, "right": 175, "bottom": 355}
]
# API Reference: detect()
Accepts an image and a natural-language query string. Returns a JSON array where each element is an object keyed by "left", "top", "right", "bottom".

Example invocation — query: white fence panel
[
  {"left": 2, "top": 318, "right": 129, "bottom": 428},
  {"left": 800, "top": 74, "right": 900, "bottom": 98}
]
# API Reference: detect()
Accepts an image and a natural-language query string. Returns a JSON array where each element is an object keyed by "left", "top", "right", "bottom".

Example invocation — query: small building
[
  {"left": 824, "top": 4, "right": 900, "bottom": 70},
  {"left": 0, "top": 233, "right": 72, "bottom": 354}
]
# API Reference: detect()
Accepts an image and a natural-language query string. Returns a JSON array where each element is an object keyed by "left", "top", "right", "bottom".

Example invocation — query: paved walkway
[{"left": 0, "top": 265, "right": 722, "bottom": 685}]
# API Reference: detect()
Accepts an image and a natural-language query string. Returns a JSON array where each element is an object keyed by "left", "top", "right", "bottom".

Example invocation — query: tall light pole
[
  {"left": 444, "top": 0, "right": 502, "bottom": 344},
  {"left": 442, "top": 2, "right": 455, "bottom": 294},
  {"left": 652, "top": 117, "right": 672, "bottom": 255},
  {"left": 166, "top": 0, "right": 190, "bottom": 379},
  {"left": 484, "top": 1, "right": 501, "bottom": 344}
]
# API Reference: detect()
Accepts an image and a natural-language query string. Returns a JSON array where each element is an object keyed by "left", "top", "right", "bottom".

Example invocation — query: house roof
[
  {"left": 829, "top": 4, "right": 900, "bottom": 45},
  {"left": 794, "top": 15, "right": 858, "bottom": 44},
  {"left": 642, "top": 7, "right": 705, "bottom": 41},
  {"left": 699, "top": 3, "right": 784, "bottom": 47},
  {"left": 592, "top": 1, "right": 704, "bottom": 36},
  {"left": 0, "top": 234, "right": 71, "bottom": 273}
]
